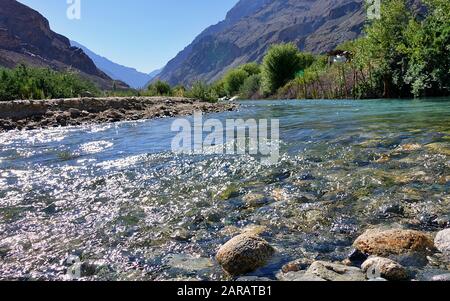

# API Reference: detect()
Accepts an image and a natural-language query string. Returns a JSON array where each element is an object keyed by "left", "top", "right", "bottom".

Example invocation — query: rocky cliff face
[
  {"left": 0, "top": 0, "right": 127, "bottom": 90},
  {"left": 156, "top": 0, "right": 367, "bottom": 86}
]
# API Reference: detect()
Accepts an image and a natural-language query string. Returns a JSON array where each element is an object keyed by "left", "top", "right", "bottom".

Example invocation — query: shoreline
[{"left": 0, "top": 97, "right": 237, "bottom": 132}]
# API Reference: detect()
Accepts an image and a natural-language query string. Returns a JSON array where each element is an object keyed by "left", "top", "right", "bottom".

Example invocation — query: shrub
[
  {"left": 239, "top": 62, "right": 261, "bottom": 76},
  {"left": 172, "top": 85, "right": 186, "bottom": 97},
  {"left": 223, "top": 68, "right": 249, "bottom": 96},
  {"left": 239, "top": 74, "right": 262, "bottom": 99},
  {"left": 261, "top": 43, "right": 304, "bottom": 94},
  {"left": 186, "top": 81, "right": 217, "bottom": 103},
  {"left": 148, "top": 80, "right": 172, "bottom": 96},
  {"left": 211, "top": 80, "right": 227, "bottom": 98}
]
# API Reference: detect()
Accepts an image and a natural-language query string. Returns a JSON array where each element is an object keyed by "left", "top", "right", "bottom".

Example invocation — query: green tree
[
  {"left": 148, "top": 80, "right": 172, "bottom": 96},
  {"left": 239, "top": 62, "right": 261, "bottom": 76},
  {"left": 361, "top": 0, "right": 412, "bottom": 97},
  {"left": 239, "top": 74, "right": 262, "bottom": 99},
  {"left": 261, "top": 43, "right": 304, "bottom": 94},
  {"left": 223, "top": 68, "right": 249, "bottom": 96},
  {"left": 403, "top": 0, "right": 450, "bottom": 97}
]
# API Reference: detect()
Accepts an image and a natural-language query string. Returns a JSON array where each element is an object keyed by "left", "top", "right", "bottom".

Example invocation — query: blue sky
[{"left": 18, "top": 0, "right": 238, "bottom": 73}]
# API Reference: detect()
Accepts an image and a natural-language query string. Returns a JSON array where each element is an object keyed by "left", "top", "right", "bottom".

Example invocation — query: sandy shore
[{"left": 0, "top": 97, "right": 237, "bottom": 131}]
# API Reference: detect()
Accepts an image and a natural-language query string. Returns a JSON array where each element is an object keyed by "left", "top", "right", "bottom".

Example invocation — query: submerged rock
[
  {"left": 216, "top": 234, "right": 275, "bottom": 276},
  {"left": 242, "top": 225, "right": 270, "bottom": 237},
  {"left": 281, "top": 258, "right": 314, "bottom": 273},
  {"left": 435, "top": 229, "right": 450, "bottom": 256},
  {"left": 165, "top": 254, "right": 214, "bottom": 273},
  {"left": 353, "top": 228, "right": 435, "bottom": 257},
  {"left": 0, "top": 243, "right": 11, "bottom": 259},
  {"left": 426, "top": 143, "right": 450, "bottom": 156},
  {"left": 271, "top": 188, "right": 288, "bottom": 202},
  {"left": 80, "top": 260, "right": 113, "bottom": 277},
  {"left": 305, "top": 261, "right": 366, "bottom": 281},
  {"left": 361, "top": 257, "right": 409, "bottom": 281},
  {"left": 242, "top": 193, "right": 270, "bottom": 208},
  {"left": 218, "top": 184, "right": 241, "bottom": 201}
]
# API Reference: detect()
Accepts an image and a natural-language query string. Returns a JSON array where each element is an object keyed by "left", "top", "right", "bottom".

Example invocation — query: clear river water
[{"left": 0, "top": 99, "right": 449, "bottom": 280}]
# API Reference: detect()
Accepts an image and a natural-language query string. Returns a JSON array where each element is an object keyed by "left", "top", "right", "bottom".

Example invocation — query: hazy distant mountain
[
  {"left": 71, "top": 40, "right": 160, "bottom": 89},
  {"left": 155, "top": 0, "right": 367, "bottom": 86},
  {"left": 0, "top": 0, "right": 128, "bottom": 90}
]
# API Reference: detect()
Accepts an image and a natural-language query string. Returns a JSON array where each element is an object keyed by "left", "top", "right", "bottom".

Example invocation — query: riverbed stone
[
  {"left": 271, "top": 188, "right": 288, "bottom": 202},
  {"left": 277, "top": 270, "right": 326, "bottom": 281},
  {"left": 242, "top": 225, "right": 270, "bottom": 237},
  {"left": 434, "top": 229, "right": 450, "bottom": 256},
  {"left": 353, "top": 228, "right": 435, "bottom": 257},
  {"left": 281, "top": 258, "right": 314, "bottom": 273},
  {"left": 165, "top": 254, "right": 214, "bottom": 272},
  {"left": 426, "top": 143, "right": 450, "bottom": 156},
  {"left": 242, "top": 193, "right": 270, "bottom": 207},
  {"left": 0, "top": 243, "right": 10, "bottom": 258},
  {"left": 361, "top": 257, "right": 409, "bottom": 281},
  {"left": 305, "top": 261, "right": 366, "bottom": 281},
  {"left": 216, "top": 234, "right": 275, "bottom": 276},
  {"left": 218, "top": 184, "right": 241, "bottom": 200}
]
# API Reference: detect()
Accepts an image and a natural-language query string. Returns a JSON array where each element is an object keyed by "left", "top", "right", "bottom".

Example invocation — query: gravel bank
[{"left": 0, "top": 97, "right": 237, "bottom": 131}]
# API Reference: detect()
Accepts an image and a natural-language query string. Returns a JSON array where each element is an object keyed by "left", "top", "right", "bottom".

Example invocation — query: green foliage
[
  {"left": 186, "top": 81, "right": 217, "bottom": 103},
  {"left": 147, "top": 80, "right": 172, "bottom": 96},
  {"left": 211, "top": 80, "right": 227, "bottom": 98},
  {"left": 239, "top": 74, "right": 262, "bottom": 99},
  {"left": 239, "top": 62, "right": 261, "bottom": 76},
  {"left": 0, "top": 64, "right": 100, "bottom": 101},
  {"left": 172, "top": 85, "right": 186, "bottom": 97},
  {"left": 347, "top": 0, "right": 450, "bottom": 98},
  {"left": 261, "top": 43, "right": 313, "bottom": 94},
  {"left": 223, "top": 68, "right": 249, "bottom": 96},
  {"left": 402, "top": 0, "right": 450, "bottom": 97}
]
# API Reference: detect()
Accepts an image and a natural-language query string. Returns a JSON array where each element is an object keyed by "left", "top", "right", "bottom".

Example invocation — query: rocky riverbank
[
  {"left": 216, "top": 227, "right": 450, "bottom": 281},
  {"left": 0, "top": 97, "right": 237, "bottom": 131}
]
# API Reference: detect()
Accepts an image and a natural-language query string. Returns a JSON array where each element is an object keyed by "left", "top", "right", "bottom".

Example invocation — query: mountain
[
  {"left": 155, "top": 0, "right": 367, "bottom": 86},
  {"left": 70, "top": 41, "right": 161, "bottom": 89},
  {"left": 0, "top": 0, "right": 128, "bottom": 90}
]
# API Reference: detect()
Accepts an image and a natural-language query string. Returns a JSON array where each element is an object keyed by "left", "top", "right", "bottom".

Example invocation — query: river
[{"left": 0, "top": 98, "right": 449, "bottom": 280}]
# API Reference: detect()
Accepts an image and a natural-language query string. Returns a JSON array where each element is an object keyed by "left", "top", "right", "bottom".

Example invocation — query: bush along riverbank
[
  {"left": 0, "top": 97, "right": 237, "bottom": 132},
  {"left": 215, "top": 227, "right": 450, "bottom": 281},
  {"left": 231, "top": 0, "right": 450, "bottom": 100}
]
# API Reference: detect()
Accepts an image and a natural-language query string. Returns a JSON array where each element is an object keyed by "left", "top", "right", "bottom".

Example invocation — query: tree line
[{"left": 0, "top": 0, "right": 448, "bottom": 102}]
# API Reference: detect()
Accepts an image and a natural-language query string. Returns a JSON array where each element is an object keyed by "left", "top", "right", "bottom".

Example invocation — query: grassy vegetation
[{"left": 0, "top": 64, "right": 100, "bottom": 101}]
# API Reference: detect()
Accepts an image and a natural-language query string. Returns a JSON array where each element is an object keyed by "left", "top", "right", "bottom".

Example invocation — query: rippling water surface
[{"left": 0, "top": 99, "right": 449, "bottom": 280}]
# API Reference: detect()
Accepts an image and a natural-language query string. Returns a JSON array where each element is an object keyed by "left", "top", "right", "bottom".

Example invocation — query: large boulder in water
[
  {"left": 216, "top": 234, "right": 274, "bottom": 276},
  {"left": 353, "top": 229, "right": 435, "bottom": 257}
]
